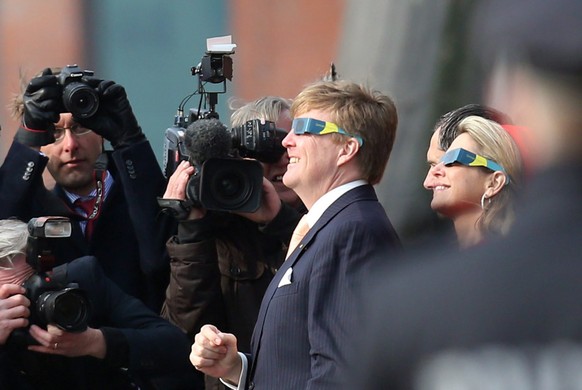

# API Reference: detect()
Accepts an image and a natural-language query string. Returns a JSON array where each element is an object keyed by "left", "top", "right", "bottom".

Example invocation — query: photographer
[
  {"left": 0, "top": 218, "right": 201, "bottom": 389},
  {"left": 0, "top": 66, "right": 172, "bottom": 311},
  {"left": 160, "top": 96, "right": 305, "bottom": 389}
]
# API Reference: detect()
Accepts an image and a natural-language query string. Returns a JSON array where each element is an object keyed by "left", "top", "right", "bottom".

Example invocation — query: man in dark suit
[
  {"left": 0, "top": 67, "right": 170, "bottom": 311},
  {"left": 350, "top": 0, "right": 582, "bottom": 389},
  {"left": 190, "top": 79, "right": 401, "bottom": 389},
  {"left": 0, "top": 218, "right": 201, "bottom": 389}
]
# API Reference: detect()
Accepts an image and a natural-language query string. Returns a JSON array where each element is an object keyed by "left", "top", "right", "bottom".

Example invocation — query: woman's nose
[{"left": 423, "top": 163, "right": 444, "bottom": 189}]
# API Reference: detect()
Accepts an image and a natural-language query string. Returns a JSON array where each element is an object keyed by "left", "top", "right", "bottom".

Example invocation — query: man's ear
[
  {"left": 337, "top": 138, "right": 360, "bottom": 166},
  {"left": 486, "top": 171, "right": 507, "bottom": 198}
]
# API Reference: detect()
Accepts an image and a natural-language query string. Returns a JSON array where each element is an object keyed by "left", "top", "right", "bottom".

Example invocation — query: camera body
[
  {"left": 163, "top": 119, "right": 286, "bottom": 213},
  {"left": 192, "top": 51, "right": 233, "bottom": 84},
  {"left": 230, "top": 119, "right": 287, "bottom": 164},
  {"left": 23, "top": 273, "right": 89, "bottom": 333},
  {"left": 163, "top": 124, "right": 189, "bottom": 179},
  {"left": 163, "top": 108, "right": 210, "bottom": 179},
  {"left": 57, "top": 64, "right": 99, "bottom": 119},
  {"left": 164, "top": 118, "right": 287, "bottom": 178},
  {"left": 23, "top": 217, "right": 89, "bottom": 334}
]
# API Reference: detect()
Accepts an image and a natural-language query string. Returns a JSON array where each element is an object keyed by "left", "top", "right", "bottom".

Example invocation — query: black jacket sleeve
[
  {"left": 0, "top": 141, "right": 71, "bottom": 221},
  {"left": 65, "top": 256, "right": 194, "bottom": 376}
]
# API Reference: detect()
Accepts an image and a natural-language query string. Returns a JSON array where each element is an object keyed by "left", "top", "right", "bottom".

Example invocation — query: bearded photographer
[
  {"left": 0, "top": 66, "right": 171, "bottom": 311},
  {"left": 0, "top": 218, "right": 202, "bottom": 389},
  {"left": 160, "top": 96, "right": 305, "bottom": 390}
]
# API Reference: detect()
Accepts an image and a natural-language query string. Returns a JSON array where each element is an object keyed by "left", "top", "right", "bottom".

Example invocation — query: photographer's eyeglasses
[
  {"left": 440, "top": 148, "right": 510, "bottom": 185},
  {"left": 292, "top": 118, "right": 364, "bottom": 146},
  {"left": 53, "top": 124, "right": 93, "bottom": 143},
  {"left": 0, "top": 252, "right": 24, "bottom": 270}
]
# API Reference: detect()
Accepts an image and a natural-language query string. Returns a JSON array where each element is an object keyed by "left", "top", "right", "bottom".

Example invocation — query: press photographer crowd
[{"left": 1, "top": 0, "right": 582, "bottom": 388}]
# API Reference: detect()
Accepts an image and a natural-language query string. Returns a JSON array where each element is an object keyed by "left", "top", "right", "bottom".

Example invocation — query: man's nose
[
  {"left": 281, "top": 131, "right": 296, "bottom": 148},
  {"left": 61, "top": 129, "right": 80, "bottom": 150}
]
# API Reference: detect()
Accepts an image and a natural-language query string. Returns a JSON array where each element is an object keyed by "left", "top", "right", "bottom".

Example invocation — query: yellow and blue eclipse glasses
[
  {"left": 292, "top": 118, "right": 364, "bottom": 146},
  {"left": 440, "top": 148, "right": 509, "bottom": 184}
]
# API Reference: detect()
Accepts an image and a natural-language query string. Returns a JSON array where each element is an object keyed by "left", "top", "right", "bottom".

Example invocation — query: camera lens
[
  {"left": 209, "top": 167, "right": 253, "bottom": 209},
  {"left": 199, "top": 159, "right": 263, "bottom": 212},
  {"left": 62, "top": 82, "right": 99, "bottom": 118},
  {"left": 37, "top": 288, "right": 89, "bottom": 332}
]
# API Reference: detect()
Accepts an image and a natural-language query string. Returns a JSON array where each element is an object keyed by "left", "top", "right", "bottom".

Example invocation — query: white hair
[{"left": 0, "top": 219, "right": 28, "bottom": 259}]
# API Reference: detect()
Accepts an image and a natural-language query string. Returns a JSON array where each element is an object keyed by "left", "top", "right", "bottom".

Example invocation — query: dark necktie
[{"left": 74, "top": 197, "right": 97, "bottom": 239}]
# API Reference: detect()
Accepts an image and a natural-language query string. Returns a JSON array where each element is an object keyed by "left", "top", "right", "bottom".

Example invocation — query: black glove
[
  {"left": 15, "top": 68, "right": 62, "bottom": 147},
  {"left": 77, "top": 79, "right": 145, "bottom": 149}
]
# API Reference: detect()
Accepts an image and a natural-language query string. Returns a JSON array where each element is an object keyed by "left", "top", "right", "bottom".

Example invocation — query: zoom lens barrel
[{"left": 62, "top": 82, "right": 99, "bottom": 119}]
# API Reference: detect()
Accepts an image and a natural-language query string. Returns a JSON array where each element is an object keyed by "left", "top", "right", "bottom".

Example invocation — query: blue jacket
[{"left": 246, "top": 184, "right": 401, "bottom": 390}]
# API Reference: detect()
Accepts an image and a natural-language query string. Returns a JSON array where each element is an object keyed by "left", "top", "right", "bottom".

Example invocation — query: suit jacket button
[
  {"left": 249, "top": 382, "right": 255, "bottom": 389},
  {"left": 27, "top": 161, "right": 35, "bottom": 167},
  {"left": 230, "top": 266, "right": 241, "bottom": 277}
]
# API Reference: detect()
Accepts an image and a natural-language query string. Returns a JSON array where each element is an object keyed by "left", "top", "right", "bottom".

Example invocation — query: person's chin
[
  {"left": 430, "top": 200, "right": 444, "bottom": 214},
  {"left": 57, "top": 172, "right": 93, "bottom": 190},
  {"left": 281, "top": 172, "right": 296, "bottom": 189}
]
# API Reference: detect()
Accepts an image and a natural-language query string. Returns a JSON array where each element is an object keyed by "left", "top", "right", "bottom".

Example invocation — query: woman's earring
[{"left": 481, "top": 193, "right": 492, "bottom": 210}]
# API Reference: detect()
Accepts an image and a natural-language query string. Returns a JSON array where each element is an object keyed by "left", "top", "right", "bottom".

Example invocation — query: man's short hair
[
  {"left": 291, "top": 80, "right": 398, "bottom": 185},
  {"left": 435, "top": 104, "right": 511, "bottom": 151}
]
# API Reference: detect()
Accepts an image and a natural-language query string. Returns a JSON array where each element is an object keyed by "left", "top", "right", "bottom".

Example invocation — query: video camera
[
  {"left": 23, "top": 218, "right": 89, "bottom": 336},
  {"left": 162, "top": 37, "right": 287, "bottom": 213}
]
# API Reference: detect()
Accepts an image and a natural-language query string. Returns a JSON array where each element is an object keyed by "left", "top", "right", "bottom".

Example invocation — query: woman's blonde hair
[{"left": 457, "top": 115, "right": 524, "bottom": 236}]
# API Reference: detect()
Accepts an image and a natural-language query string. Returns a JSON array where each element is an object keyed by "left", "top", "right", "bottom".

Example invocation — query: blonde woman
[{"left": 424, "top": 115, "right": 523, "bottom": 248}]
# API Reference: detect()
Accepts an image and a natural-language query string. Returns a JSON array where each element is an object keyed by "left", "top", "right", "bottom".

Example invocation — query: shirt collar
[
  {"left": 304, "top": 179, "right": 367, "bottom": 228},
  {"left": 64, "top": 170, "right": 114, "bottom": 203}
]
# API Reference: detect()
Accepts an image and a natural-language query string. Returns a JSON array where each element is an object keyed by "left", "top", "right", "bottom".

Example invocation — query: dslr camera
[
  {"left": 10, "top": 217, "right": 90, "bottom": 346},
  {"left": 57, "top": 64, "right": 100, "bottom": 119}
]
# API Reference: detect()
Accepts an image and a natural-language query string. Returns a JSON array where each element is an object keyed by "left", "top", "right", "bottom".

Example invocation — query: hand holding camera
[
  {"left": 16, "top": 65, "right": 145, "bottom": 149},
  {"left": 160, "top": 161, "right": 207, "bottom": 221},
  {"left": 15, "top": 68, "right": 61, "bottom": 146},
  {"left": 0, "top": 284, "right": 30, "bottom": 345},
  {"left": 27, "top": 323, "right": 106, "bottom": 359},
  {"left": 77, "top": 79, "right": 146, "bottom": 149}
]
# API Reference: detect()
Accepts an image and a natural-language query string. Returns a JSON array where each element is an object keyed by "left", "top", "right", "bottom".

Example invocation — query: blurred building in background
[{"left": 0, "top": 0, "right": 484, "bottom": 244}]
